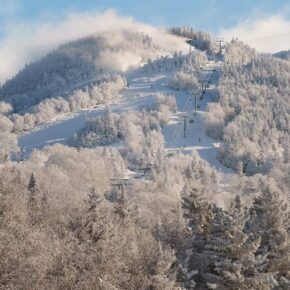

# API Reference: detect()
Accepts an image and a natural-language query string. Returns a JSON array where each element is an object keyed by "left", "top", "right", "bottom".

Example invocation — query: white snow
[
  {"left": 18, "top": 58, "right": 234, "bottom": 182},
  {"left": 160, "top": 61, "right": 233, "bottom": 174}
]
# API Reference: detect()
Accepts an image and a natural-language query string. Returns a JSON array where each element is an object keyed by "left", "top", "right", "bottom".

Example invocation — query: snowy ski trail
[{"left": 18, "top": 59, "right": 234, "bottom": 186}]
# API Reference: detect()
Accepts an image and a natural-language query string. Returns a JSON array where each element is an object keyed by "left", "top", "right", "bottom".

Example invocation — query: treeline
[
  {"left": 0, "top": 76, "right": 125, "bottom": 162},
  {"left": 144, "top": 51, "right": 206, "bottom": 92},
  {"left": 168, "top": 27, "right": 215, "bottom": 52},
  {"left": 273, "top": 50, "right": 290, "bottom": 60},
  {"left": 145, "top": 50, "right": 206, "bottom": 74},
  {"left": 10, "top": 75, "right": 125, "bottom": 132}
]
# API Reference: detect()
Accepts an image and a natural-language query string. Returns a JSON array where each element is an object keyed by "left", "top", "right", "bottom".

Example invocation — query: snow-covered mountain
[
  {"left": 0, "top": 29, "right": 188, "bottom": 113},
  {"left": 1, "top": 20, "right": 290, "bottom": 290}
]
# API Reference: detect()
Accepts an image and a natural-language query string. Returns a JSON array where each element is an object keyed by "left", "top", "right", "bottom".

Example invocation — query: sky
[
  {"left": 0, "top": 0, "right": 289, "bottom": 33},
  {"left": 0, "top": 0, "right": 290, "bottom": 83}
]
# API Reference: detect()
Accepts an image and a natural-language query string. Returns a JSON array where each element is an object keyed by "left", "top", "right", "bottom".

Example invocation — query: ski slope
[
  {"left": 18, "top": 68, "right": 159, "bottom": 157},
  {"left": 162, "top": 64, "right": 233, "bottom": 174},
  {"left": 18, "top": 59, "right": 233, "bottom": 176}
]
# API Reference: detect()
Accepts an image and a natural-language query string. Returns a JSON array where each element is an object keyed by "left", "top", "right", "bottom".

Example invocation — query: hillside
[
  {"left": 206, "top": 40, "right": 290, "bottom": 175},
  {"left": 0, "top": 29, "right": 187, "bottom": 113},
  {"left": 1, "top": 21, "right": 290, "bottom": 290}
]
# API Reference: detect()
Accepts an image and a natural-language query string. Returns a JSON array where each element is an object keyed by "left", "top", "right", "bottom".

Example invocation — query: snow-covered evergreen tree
[
  {"left": 81, "top": 186, "right": 111, "bottom": 243},
  {"left": 249, "top": 180, "right": 290, "bottom": 287},
  {"left": 103, "top": 106, "right": 118, "bottom": 144},
  {"left": 27, "top": 172, "right": 41, "bottom": 223},
  {"left": 113, "top": 188, "right": 138, "bottom": 225},
  {"left": 87, "top": 186, "right": 104, "bottom": 211},
  {"left": 186, "top": 193, "right": 276, "bottom": 290}
]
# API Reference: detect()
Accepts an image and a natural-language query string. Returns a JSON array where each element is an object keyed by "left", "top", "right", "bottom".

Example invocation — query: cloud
[
  {"left": 219, "top": 13, "right": 290, "bottom": 53},
  {"left": 0, "top": 9, "right": 188, "bottom": 84}
]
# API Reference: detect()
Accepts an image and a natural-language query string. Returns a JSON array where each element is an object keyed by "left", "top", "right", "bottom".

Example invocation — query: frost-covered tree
[
  {"left": 103, "top": 106, "right": 118, "bottom": 144},
  {"left": 168, "top": 27, "right": 215, "bottom": 52},
  {"left": 87, "top": 186, "right": 104, "bottom": 210},
  {"left": 182, "top": 186, "right": 212, "bottom": 236},
  {"left": 207, "top": 39, "right": 290, "bottom": 175},
  {"left": 80, "top": 186, "right": 113, "bottom": 243},
  {"left": 0, "top": 113, "right": 18, "bottom": 163},
  {"left": 70, "top": 108, "right": 120, "bottom": 147},
  {"left": 0, "top": 102, "right": 13, "bottom": 115},
  {"left": 186, "top": 193, "right": 274, "bottom": 290},
  {"left": 211, "top": 196, "right": 272, "bottom": 290},
  {"left": 27, "top": 172, "right": 42, "bottom": 223},
  {"left": 9, "top": 75, "right": 125, "bottom": 132},
  {"left": 249, "top": 180, "right": 290, "bottom": 287}
]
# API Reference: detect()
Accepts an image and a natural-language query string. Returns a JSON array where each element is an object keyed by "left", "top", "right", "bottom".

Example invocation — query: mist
[{"left": 0, "top": 9, "right": 188, "bottom": 84}]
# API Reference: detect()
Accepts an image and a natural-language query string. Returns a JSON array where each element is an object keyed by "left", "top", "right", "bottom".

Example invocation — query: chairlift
[{"left": 165, "top": 152, "right": 175, "bottom": 158}]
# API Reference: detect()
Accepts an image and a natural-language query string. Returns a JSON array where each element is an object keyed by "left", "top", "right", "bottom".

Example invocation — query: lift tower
[{"left": 215, "top": 38, "right": 225, "bottom": 55}]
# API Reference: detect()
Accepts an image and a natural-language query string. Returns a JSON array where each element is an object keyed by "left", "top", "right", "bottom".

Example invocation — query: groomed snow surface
[{"left": 18, "top": 59, "right": 234, "bottom": 191}]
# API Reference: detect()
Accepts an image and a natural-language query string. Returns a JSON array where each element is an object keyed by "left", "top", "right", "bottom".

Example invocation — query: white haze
[
  {"left": 219, "top": 13, "right": 290, "bottom": 53},
  {"left": 0, "top": 9, "right": 188, "bottom": 84}
]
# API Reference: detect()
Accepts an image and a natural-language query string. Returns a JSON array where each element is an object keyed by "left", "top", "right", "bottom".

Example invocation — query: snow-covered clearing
[
  {"left": 161, "top": 64, "right": 233, "bottom": 174},
  {"left": 18, "top": 58, "right": 234, "bottom": 191},
  {"left": 18, "top": 70, "right": 158, "bottom": 155}
]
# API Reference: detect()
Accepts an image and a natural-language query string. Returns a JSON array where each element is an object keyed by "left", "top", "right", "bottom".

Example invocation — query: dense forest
[
  {"left": 168, "top": 27, "right": 215, "bottom": 52},
  {"left": 206, "top": 40, "right": 290, "bottom": 176}
]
